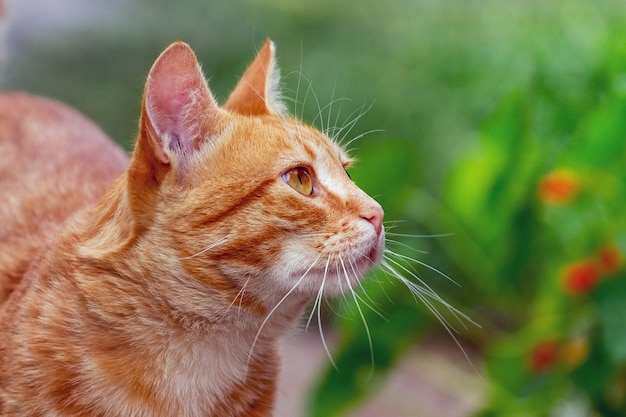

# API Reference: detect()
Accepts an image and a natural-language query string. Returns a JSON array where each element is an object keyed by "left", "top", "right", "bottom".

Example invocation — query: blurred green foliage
[{"left": 4, "top": 0, "right": 626, "bottom": 415}]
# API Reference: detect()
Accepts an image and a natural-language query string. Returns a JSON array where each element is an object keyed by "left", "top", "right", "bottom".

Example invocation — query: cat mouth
[
  {"left": 286, "top": 231, "right": 385, "bottom": 296},
  {"left": 339, "top": 230, "right": 385, "bottom": 280},
  {"left": 355, "top": 231, "right": 385, "bottom": 273},
  {"left": 368, "top": 231, "right": 385, "bottom": 265}
]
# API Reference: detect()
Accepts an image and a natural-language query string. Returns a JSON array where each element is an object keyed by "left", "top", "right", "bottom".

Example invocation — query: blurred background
[{"left": 3, "top": 0, "right": 626, "bottom": 416}]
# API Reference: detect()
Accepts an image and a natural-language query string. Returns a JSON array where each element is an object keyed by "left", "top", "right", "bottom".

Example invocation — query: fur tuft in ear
[
  {"left": 224, "top": 39, "right": 286, "bottom": 116},
  {"left": 142, "top": 41, "right": 219, "bottom": 164}
]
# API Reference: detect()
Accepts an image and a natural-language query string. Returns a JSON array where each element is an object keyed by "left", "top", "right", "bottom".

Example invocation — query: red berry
[
  {"left": 562, "top": 260, "right": 600, "bottom": 294},
  {"left": 529, "top": 340, "right": 560, "bottom": 373}
]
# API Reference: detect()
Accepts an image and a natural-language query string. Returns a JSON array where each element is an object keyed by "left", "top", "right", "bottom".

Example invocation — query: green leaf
[
  {"left": 562, "top": 95, "right": 626, "bottom": 170},
  {"left": 594, "top": 277, "right": 626, "bottom": 364},
  {"left": 443, "top": 94, "right": 544, "bottom": 293},
  {"left": 571, "top": 334, "right": 613, "bottom": 399}
]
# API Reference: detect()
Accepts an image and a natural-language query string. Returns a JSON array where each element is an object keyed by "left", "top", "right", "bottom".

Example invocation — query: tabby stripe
[{"left": 195, "top": 178, "right": 275, "bottom": 226}]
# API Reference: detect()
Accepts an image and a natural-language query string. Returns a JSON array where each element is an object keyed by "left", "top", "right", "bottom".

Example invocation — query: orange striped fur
[{"left": 0, "top": 40, "right": 384, "bottom": 416}]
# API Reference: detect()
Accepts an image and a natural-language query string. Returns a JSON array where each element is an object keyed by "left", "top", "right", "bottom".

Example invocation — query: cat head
[{"left": 127, "top": 40, "right": 384, "bottom": 307}]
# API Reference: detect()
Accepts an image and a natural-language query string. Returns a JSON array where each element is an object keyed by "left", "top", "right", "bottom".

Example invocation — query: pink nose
[{"left": 361, "top": 203, "right": 384, "bottom": 235}]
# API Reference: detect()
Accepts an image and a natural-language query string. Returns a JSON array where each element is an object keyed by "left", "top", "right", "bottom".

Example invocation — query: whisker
[
  {"left": 335, "top": 262, "right": 349, "bottom": 304},
  {"left": 383, "top": 219, "right": 407, "bottom": 225},
  {"left": 333, "top": 102, "right": 373, "bottom": 146},
  {"left": 306, "top": 259, "right": 329, "bottom": 330},
  {"left": 343, "top": 128, "right": 385, "bottom": 150},
  {"left": 348, "top": 259, "right": 387, "bottom": 321},
  {"left": 385, "top": 238, "right": 429, "bottom": 255},
  {"left": 330, "top": 94, "right": 350, "bottom": 141},
  {"left": 324, "top": 74, "right": 339, "bottom": 136},
  {"left": 313, "top": 97, "right": 349, "bottom": 138},
  {"left": 382, "top": 255, "right": 465, "bottom": 322},
  {"left": 385, "top": 248, "right": 460, "bottom": 287},
  {"left": 318, "top": 292, "right": 338, "bottom": 371},
  {"left": 382, "top": 260, "right": 481, "bottom": 375},
  {"left": 323, "top": 295, "right": 346, "bottom": 319},
  {"left": 247, "top": 254, "right": 322, "bottom": 372},
  {"left": 340, "top": 256, "right": 375, "bottom": 381},
  {"left": 385, "top": 231, "right": 454, "bottom": 239},
  {"left": 306, "top": 258, "right": 338, "bottom": 370},
  {"left": 305, "top": 78, "right": 325, "bottom": 132},
  {"left": 225, "top": 278, "right": 249, "bottom": 313},
  {"left": 181, "top": 237, "right": 228, "bottom": 260},
  {"left": 381, "top": 257, "right": 478, "bottom": 327},
  {"left": 294, "top": 44, "right": 303, "bottom": 116}
]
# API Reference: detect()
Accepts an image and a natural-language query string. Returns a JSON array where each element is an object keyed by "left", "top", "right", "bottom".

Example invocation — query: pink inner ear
[
  {"left": 224, "top": 40, "right": 281, "bottom": 116},
  {"left": 144, "top": 42, "right": 217, "bottom": 162}
]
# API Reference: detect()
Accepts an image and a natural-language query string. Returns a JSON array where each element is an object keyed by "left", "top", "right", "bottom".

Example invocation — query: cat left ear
[
  {"left": 224, "top": 39, "right": 286, "bottom": 116},
  {"left": 141, "top": 41, "right": 220, "bottom": 165}
]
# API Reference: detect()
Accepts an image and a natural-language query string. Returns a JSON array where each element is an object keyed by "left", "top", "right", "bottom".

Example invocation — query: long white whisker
[
  {"left": 335, "top": 262, "right": 349, "bottom": 304},
  {"left": 300, "top": 75, "right": 326, "bottom": 132},
  {"left": 348, "top": 259, "right": 387, "bottom": 321},
  {"left": 224, "top": 278, "right": 250, "bottom": 319},
  {"left": 247, "top": 255, "right": 322, "bottom": 371},
  {"left": 313, "top": 97, "right": 353, "bottom": 136},
  {"left": 383, "top": 260, "right": 481, "bottom": 375},
  {"left": 385, "top": 238, "right": 429, "bottom": 255},
  {"left": 382, "top": 256, "right": 467, "bottom": 325},
  {"left": 295, "top": 44, "right": 303, "bottom": 116},
  {"left": 306, "top": 259, "right": 337, "bottom": 370},
  {"left": 387, "top": 249, "right": 460, "bottom": 287},
  {"left": 381, "top": 258, "right": 477, "bottom": 328},
  {"left": 181, "top": 237, "right": 228, "bottom": 260},
  {"left": 330, "top": 94, "right": 349, "bottom": 141},
  {"left": 286, "top": 71, "right": 315, "bottom": 121},
  {"left": 306, "top": 259, "right": 329, "bottom": 330},
  {"left": 343, "top": 129, "right": 385, "bottom": 150},
  {"left": 385, "top": 231, "right": 455, "bottom": 239},
  {"left": 333, "top": 103, "right": 372, "bottom": 145},
  {"left": 340, "top": 256, "right": 375, "bottom": 380}
]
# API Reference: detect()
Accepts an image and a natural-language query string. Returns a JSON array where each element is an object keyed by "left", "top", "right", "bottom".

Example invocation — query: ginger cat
[{"left": 0, "top": 40, "right": 384, "bottom": 416}]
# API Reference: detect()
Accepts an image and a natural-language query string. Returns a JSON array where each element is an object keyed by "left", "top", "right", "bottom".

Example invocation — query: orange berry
[
  {"left": 562, "top": 260, "right": 600, "bottom": 294},
  {"left": 562, "top": 337, "right": 590, "bottom": 369},
  {"left": 529, "top": 339, "right": 560, "bottom": 373},
  {"left": 538, "top": 170, "right": 579, "bottom": 204},
  {"left": 598, "top": 244, "right": 622, "bottom": 275}
]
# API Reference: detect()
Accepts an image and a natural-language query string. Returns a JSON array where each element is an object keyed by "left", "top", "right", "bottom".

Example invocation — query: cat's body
[
  {"left": 0, "top": 93, "right": 129, "bottom": 304},
  {"left": 0, "top": 41, "right": 384, "bottom": 416}
]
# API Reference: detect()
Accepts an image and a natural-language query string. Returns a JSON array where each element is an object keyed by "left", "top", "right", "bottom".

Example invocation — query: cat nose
[{"left": 361, "top": 203, "right": 384, "bottom": 235}]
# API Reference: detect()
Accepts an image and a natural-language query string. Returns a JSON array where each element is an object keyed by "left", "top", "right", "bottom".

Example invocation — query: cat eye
[{"left": 283, "top": 167, "right": 313, "bottom": 196}]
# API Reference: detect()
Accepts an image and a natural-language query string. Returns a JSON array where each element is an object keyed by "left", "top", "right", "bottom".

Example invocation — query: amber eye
[{"left": 283, "top": 167, "right": 313, "bottom": 196}]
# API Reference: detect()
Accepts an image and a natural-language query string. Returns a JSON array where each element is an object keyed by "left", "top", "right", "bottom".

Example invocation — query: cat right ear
[{"left": 140, "top": 42, "right": 220, "bottom": 165}]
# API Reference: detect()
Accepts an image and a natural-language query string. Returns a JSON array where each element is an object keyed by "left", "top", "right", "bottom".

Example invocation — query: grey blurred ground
[
  {"left": 278, "top": 329, "right": 484, "bottom": 417},
  {"left": 2, "top": 1, "right": 485, "bottom": 415}
]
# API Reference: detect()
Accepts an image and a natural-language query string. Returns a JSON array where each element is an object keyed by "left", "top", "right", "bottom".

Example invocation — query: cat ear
[
  {"left": 224, "top": 39, "right": 286, "bottom": 116},
  {"left": 141, "top": 41, "right": 219, "bottom": 165}
]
